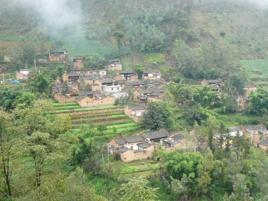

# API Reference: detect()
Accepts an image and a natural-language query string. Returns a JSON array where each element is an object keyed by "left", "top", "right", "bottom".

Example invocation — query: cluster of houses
[
  {"left": 201, "top": 79, "right": 257, "bottom": 111},
  {"left": 108, "top": 124, "right": 268, "bottom": 163},
  {"left": 220, "top": 124, "right": 268, "bottom": 150},
  {"left": 14, "top": 50, "right": 69, "bottom": 82},
  {"left": 108, "top": 129, "right": 191, "bottom": 162},
  {"left": 52, "top": 54, "right": 165, "bottom": 116}
]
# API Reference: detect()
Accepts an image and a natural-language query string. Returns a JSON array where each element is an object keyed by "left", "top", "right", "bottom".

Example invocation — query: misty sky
[
  {"left": 246, "top": 0, "right": 268, "bottom": 6},
  {"left": 13, "top": 0, "right": 268, "bottom": 32},
  {"left": 18, "top": 0, "right": 83, "bottom": 30}
]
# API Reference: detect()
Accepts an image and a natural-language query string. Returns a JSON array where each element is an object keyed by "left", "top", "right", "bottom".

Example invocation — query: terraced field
[{"left": 53, "top": 102, "right": 141, "bottom": 140}]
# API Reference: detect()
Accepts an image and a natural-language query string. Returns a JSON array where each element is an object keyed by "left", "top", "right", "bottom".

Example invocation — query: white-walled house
[{"left": 102, "top": 84, "right": 122, "bottom": 94}]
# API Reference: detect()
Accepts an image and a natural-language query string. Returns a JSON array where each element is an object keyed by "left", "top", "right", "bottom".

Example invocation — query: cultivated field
[
  {"left": 52, "top": 102, "right": 141, "bottom": 142},
  {"left": 241, "top": 59, "right": 268, "bottom": 90}
]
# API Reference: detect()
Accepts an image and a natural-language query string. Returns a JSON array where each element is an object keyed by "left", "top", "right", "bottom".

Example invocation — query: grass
[
  {"left": 241, "top": 59, "right": 268, "bottom": 90},
  {"left": 0, "top": 34, "right": 25, "bottom": 42},
  {"left": 121, "top": 53, "right": 167, "bottom": 71},
  {"left": 216, "top": 112, "right": 267, "bottom": 127},
  {"left": 58, "top": 27, "right": 113, "bottom": 57},
  {"left": 52, "top": 104, "right": 119, "bottom": 114}
]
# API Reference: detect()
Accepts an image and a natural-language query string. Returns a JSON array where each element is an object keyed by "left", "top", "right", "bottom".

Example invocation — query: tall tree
[
  {"left": 0, "top": 111, "right": 13, "bottom": 197},
  {"left": 142, "top": 103, "right": 173, "bottom": 131},
  {"left": 119, "top": 178, "right": 158, "bottom": 201}
]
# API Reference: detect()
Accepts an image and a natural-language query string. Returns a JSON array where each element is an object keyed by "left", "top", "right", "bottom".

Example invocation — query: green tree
[
  {"left": 142, "top": 103, "right": 173, "bottom": 130},
  {"left": 248, "top": 89, "right": 268, "bottom": 115},
  {"left": 30, "top": 74, "right": 50, "bottom": 95},
  {"left": 85, "top": 54, "right": 106, "bottom": 69},
  {"left": 225, "top": 174, "right": 253, "bottom": 201},
  {"left": 119, "top": 178, "right": 158, "bottom": 201},
  {"left": 15, "top": 169, "right": 107, "bottom": 201},
  {"left": 14, "top": 92, "right": 35, "bottom": 109},
  {"left": 0, "top": 111, "right": 16, "bottom": 197},
  {"left": 28, "top": 131, "right": 51, "bottom": 187}
]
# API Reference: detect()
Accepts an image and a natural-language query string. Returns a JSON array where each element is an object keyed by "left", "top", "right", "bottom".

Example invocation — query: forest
[{"left": 1, "top": 0, "right": 268, "bottom": 201}]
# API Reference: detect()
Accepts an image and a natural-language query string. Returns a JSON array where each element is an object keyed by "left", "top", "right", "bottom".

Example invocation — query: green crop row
[
  {"left": 69, "top": 110, "right": 124, "bottom": 119},
  {"left": 72, "top": 114, "right": 128, "bottom": 123},
  {"left": 53, "top": 102, "right": 79, "bottom": 107},
  {"left": 105, "top": 123, "right": 137, "bottom": 129},
  {"left": 53, "top": 105, "right": 81, "bottom": 110},
  {"left": 52, "top": 105, "right": 120, "bottom": 114},
  {"left": 72, "top": 118, "right": 130, "bottom": 127}
]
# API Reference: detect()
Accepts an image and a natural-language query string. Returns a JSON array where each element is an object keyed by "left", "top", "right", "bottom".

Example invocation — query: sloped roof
[
  {"left": 245, "top": 124, "right": 267, "bottom": 131},
  {"left": 137, "top": 142, "right": 151, "bottom": 149},
  {"left": 260, "top": 139, "right": 268, "bottom": 147},
  {"left": 115, "top": 135, "right": 145, "bottom": 145},
  {"left": 146, "top": 130, "right": 169, "bottom": 140},
  {"left": 125, "top": 135, "right": 145, "bottom": 143}
]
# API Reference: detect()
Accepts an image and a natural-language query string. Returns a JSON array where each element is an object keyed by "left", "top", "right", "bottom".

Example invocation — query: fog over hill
[{"left": 17, "top": 0, "right": 84, "bottom": 33}]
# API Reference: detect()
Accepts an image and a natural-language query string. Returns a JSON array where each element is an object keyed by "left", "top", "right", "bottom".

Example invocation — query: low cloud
[{"left": 18, "top": 0, "right": 83, "bottom": 31}]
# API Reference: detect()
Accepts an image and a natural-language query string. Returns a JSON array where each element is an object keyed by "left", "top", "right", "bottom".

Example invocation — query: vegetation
[{"left": 2, "top": 0, "right": 268, "bottom": 201}]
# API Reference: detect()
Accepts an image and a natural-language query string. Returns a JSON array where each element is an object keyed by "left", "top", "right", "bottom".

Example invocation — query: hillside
[
  {"left": 2, "top": 1, "right": 268, "bottom": 201},
  {"left": 1, "top": 0, "right": 268, "bottom": 59}
]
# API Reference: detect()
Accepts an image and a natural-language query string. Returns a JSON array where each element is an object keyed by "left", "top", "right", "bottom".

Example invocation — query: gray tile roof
[
  {"left": 125, "top": 135, "right": 145, "bottom": 143},
  {"left": 137, "top": 142, "right": 151, "bottom": 149},
  {"left": 146, "top": 130, "right": 169, "bottom": 140},
  {"left": 260, "top": 139, "right": 268, "bottom": 147},
  {"left": 245, "top": 124, "right": 267, "bottom": 131},
  {"left": 115, "top": 135, "right": 145, "bottom": 145}
]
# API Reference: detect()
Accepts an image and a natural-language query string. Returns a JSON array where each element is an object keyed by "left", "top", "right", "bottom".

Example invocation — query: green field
[
  {"left": 241, "top": 59, "right": 268, "bottom": 90},
  {"left": 59, "top": 27, "right": 113, "bottom": 56},
  {"left": 0, "top": 34, "right": 25, "bottom": 42},
  {"left": 52, "top": 102, "right": 141, "bottom": 142}
]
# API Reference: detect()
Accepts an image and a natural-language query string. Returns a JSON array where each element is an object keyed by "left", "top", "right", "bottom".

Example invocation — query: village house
[
  {"left": 64, "top": 71, "right": 81, "bottom": 82},
  {"left": 124, "top": 105, "right": 147, "bottom": 122},
  {"left": 64, "top": 70, "right": 107, "bottom": 83},
  {"left": 73, "top": 57, "right": 85, "bottom": 69},
  {"left": 145, "top": 129, "right": 169, "bottom": 143},
  {"left": 143, "top": 71, "right": 161, "bottom": 80},
  {"left": 16, "top": 69, "right": 31, "bottom": 80},
  {"left": 201, "top": 79, "right": 224, "bottom": 91},
  {"left": 160, "top": 133, "right": 189, "bottom": 151},
  {"left": 139, "top": 87, "right": 165, "bottom": 103},
  {"left": 48, "top": 50, "right": 68, "bottom": 63},
  {"left": 119, "top": 143, "right": 155, "bottom": 162},
  {"left": 136, "top": 79, "right": 166, "bottom": 102},
  {"left": 36, "top": 55, "right": 48, "bottom": 65},
  {"left": 108, "top": 135, "right": 155, "bottom": 162},
  {"left": 109, "top": 135, "right": 145, "bottom": 152},
  {"left": 102, "top": 84, "right": 122, "bottom": 94},
  {"left": 107, "top": 59, "right": 122, "bottom": 71},
  {"left": 244, "top": 84, "right": 257, "bottom": 97},
  {"left": 112, "top": 91, "right": 129, "bottom": 100},
  {"left": 120, "top": 71, "right": 138, "bottom": 80},
  {"left": 75, "top": 91, "right": 115, "bottom": 107},
  {"left": 108, "top": 129, "right": 188, "bottom": 162},
  {"left": 125, "top": 80, "right": 142, "bottom": 89},
  {"left": 52, "top": 81, "right": 79, "bottom": 103},
  {"left": 258, "top": 139, "right": 268, "bottom": 151},
  {"left": 244, "top": 124, "right": 268, "bottom": 145},
  {"left": 228, "top": 126, "right": 244, "bottom": 137}
]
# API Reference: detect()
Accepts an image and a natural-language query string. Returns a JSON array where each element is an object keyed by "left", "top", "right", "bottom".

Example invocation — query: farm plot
[
  {"left": 52, "top": 102, "right": 141, "bottom": 140},
  {"left": 241, "top": 59, "right": 268, "bottom": 90},
  {"left": 110, "top": 160, "right": 161, "bottom": 181}
]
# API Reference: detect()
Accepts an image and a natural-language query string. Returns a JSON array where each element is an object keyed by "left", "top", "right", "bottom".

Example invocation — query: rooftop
[
  {"left": 146, "top": 129, "right": 169, "bottom": 140},
  {"left": 115, "top": 135, "right": 145, "bottom": 145}
]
